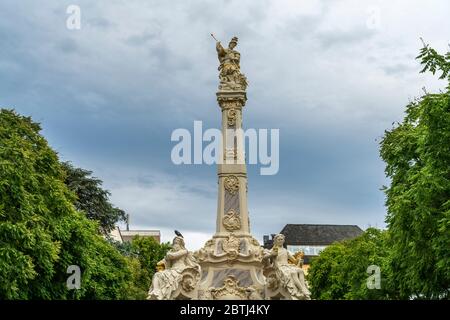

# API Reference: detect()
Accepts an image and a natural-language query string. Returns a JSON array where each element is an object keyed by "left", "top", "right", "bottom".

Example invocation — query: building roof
[{"left": 280, "top": 224, "right": 363, "bottom": 246}]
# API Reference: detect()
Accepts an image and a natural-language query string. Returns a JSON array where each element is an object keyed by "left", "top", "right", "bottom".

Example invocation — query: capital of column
[{"left": 216, "top": 91, "right": 247, "bottom": 110}]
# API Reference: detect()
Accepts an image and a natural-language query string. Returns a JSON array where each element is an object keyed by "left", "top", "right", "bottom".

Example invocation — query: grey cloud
[
  {"left": 124, "top": 31, "right": 160, "bottom": 47},
  {"left": 55, "top": 38, "right": 79, "bottom": 54},
  {"left": 86, "top": 17, "right": 116, "bottom": 29},
  {"left": 316, "top": 28, "right": 376, "bottom": 49},
  {"left": 1, "top": 0, "right": 449, "bottom": 244},
  {"left": 381, "top": 63, "right": 416, "bottom": 76}
]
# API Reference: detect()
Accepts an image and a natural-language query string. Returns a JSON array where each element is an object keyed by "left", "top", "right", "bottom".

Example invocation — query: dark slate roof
[{"left": 280, "top": 224, "right": 364, "bottom": 246}]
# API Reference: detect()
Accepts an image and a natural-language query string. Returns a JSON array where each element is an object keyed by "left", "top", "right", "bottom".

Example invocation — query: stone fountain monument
[{"left": 147, "top": 36, "right": 311, "bottom": 300}]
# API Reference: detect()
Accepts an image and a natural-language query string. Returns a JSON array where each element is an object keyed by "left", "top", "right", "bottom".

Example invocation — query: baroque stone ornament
[
  {"left": 262, "top": 234, "right": 311, "bottom": 300},
  {"left": 210, "top": 275, "right": 249, "bottom": 300},
  {"left": 227, "top": 108, "right": 237, "bottom": 126},
  {"left": 194, "top": 236, "right": 264, "bottom": 265},
  {"left": 181, "top": 273, "right": 197, "bottom": 292},
  {"left": 266, "top": 273, "right": 279, "bottom": 290},
  {"left": 194, "top": 239, "right": 214, "bottom": 262},
  {"left": 217, "top": 94, "right": 247, "bottom": 108},
  {"left": 222, "top": 233, "right": 241, "bottom": 263},
  {"left": 225, "top": 147, "right": 237, "bottom": 160},
  {"left": 201, "top": 276, "right": 264, "bottom": 300},
  {"left": 224, "top": 175, "right": 239, "bottom": 195},
  {"left": 222, "top": 209, "right": 241, "bottom": 231},
  {"left": 147, "top": 233, "right": 201, "bottom": 300},
  {"left": 214, "top": 35, "right": 248, "bottom": 91}
]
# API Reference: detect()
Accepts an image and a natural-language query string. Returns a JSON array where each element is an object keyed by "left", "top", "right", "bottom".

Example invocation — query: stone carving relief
[
  {"left": 222, "top": 209, "right": 241, "bottom": 231},
  {"left": 227, "top": 108, "right": 237, "bottom": 126},
  {"left": 181, "top": 273, "right": 198, "bottom": 292},
  {"left": 225, "top": 147, "right": 237, "bottom": 160},
  {"left": 194, "top": 235, "right": 263, "bottom": 266},
  {"left": 217, "top": 96, "right": 247, "bottom": 109},
  {"left": 198, "top": 289, "right": 213, "bottom": 300},
  {"left": 210, "top": 275, "right": 249, "bottom": 300},
  {"left": 266, "top": 273, "right": 279, "bottom": 291},
  {"left": 247, "top": 286, "right": 264, "bottom": 300},
  {"left": 203, "top": 276, "right": 264, "bottom": 300},
  {"left": 224, "top": 175, "right": 239, "bottom": 195},
  {"left": 222, "top": 233, "right": 241, "bottom": 263},
  {"left": 194, "top": 239, "right": 215, "bottom": 263}
]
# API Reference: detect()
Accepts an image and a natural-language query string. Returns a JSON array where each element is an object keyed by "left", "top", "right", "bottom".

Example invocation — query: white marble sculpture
[
  {"left": 147, "top": 234, "right": 201, "bottom": 300},
  {"left": 263, "top": 234, "right": 311, "bottom": 300}
]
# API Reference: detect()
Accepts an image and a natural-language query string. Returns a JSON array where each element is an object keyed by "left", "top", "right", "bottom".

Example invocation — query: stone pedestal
[{"left": 195, "top": 234, "right": 266, "bottom": 299}]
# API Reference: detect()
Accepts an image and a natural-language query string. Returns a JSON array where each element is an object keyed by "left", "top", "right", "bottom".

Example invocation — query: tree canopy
[
  {"left": 0, "top": 109, "right": 131, "bottom": 299},
  {"left": 379, "top": 42, "right": 450, "bottom": 299},
  {"left": 307, "top": 228, "right": 392, "bottom": 300},
  {"left": 307, "top": 42, "right": 449, "bottom": 300},
  {"left": 61, "top": 161, "right": 126, "bottom": 234},
  {"left": 109, "top": 236, "right": 171, "bottom": 299}
]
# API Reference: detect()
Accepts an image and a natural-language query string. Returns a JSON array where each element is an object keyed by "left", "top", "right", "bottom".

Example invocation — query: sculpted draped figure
[
  {"left": 214, "top": 35, "right": 248, "bottom": 91},
  {"left": 263, "top": 234, "right": 311, "bottom": 300},
  {"left": 147, "top": 234, "right": 200, "bottom": 300}
]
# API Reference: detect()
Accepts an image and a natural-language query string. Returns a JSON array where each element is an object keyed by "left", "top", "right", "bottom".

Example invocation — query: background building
[
  {"left": 108, "top": 226, "right": 161, "bottom": 243},
  {"left": 120, "top": 229, "right": 161, "bottom": 243}
]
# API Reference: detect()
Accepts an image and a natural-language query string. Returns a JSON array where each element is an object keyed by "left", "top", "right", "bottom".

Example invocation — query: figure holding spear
[{"left": 211, "top": 34, "right": 248, "bottom": 90}]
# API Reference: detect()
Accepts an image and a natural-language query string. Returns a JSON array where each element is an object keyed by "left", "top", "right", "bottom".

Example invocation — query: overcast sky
[{"left": 1, "top": 0, "right": 449, "bottom": 249}]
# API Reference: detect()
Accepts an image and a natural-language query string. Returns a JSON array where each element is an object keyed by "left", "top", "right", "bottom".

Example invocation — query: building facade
[{"left": 108, "top": 226, "right": 161, "bottom": 243}]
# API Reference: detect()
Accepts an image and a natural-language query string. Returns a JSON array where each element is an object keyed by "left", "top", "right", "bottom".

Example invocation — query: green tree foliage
[
  {"left": 121, "top": 256, "right": 149, "bottom": 300},
  {"left": 130, "top": 236, "right": 170, "bottom": 298},
  {"left": 108, "top": 236, "right": 171, "bottom": 299},
  {"left": 0, "top": 109, "right": 131, "bottom": 299},
  {"left": 307, "top": 228, "right": 391, "bottom": 300},
  {"left": 379, "top": 43, "right": 450, "bottom": 299},
  {"left": 307, "top": 43, "right": 449, "bottom": 300},
  {"left": 131, "top": 236, "right": 171, "bottom": 281},
  {"left": 61, "top": 162, "right": 126, "bottom": 234},
  {"left": 417, "top": 39, "right": 450, "bottom": 81}
]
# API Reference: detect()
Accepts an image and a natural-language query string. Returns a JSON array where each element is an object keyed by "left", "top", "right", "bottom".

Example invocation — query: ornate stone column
[
  {"left": 216, "top": 91, "right": 250, "bottom": 237},
  {"left": 194, "top": 36, "right": 265, "bottom": 300},
  {"left": 148, "top": 36, "right": 309, "bottom": 300}
]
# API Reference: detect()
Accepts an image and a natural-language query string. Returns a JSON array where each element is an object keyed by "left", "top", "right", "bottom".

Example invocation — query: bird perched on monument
[{"left": 174, "top": 230, "right": 183, "bottom": 238}]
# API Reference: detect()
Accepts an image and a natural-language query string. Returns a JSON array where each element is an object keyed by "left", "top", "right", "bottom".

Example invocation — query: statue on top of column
[{"left": 213, "top": 34, "right": 248, "bottom": 91}]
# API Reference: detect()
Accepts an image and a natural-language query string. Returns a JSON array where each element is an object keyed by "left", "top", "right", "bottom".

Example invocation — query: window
[{"left": 287, "top": 245, "right": 327, "bottom": 256}]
